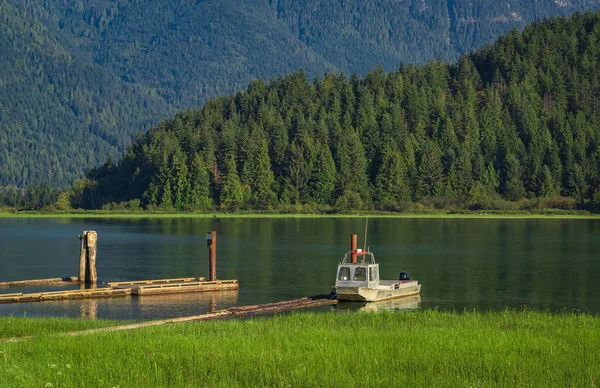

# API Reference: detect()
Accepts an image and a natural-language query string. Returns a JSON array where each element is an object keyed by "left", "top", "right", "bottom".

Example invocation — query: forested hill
[
  {"left": 0, "top": 1, "right": 174, "bottom": 187},
  {"left": 3, "top": 0, "right": 600, "bottom": 188},
  {"left": 75, "top": 12, "right": 600, "bottom": 212}
]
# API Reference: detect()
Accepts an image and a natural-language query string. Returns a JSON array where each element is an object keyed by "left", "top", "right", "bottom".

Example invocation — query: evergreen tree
[
  {"left": 188, "top": 154, "right": 213, "bottom": 211},
  {"left": 159, "top": 180, "right": 175, "bottom": 211},
  {"left": 418, "top": 141, "right": 444, "bottom": 198},
  {"left": 242, "top": 127, "right": 276, "bottom": 209},
  {"left": 374, "top": 144, "right": 410, "bottom": 208},
  {"left": 309, "top": 145, "right": 336, "bottom": 205},
  {"left": 219, "top": 155, "right": 244, "bottom": 210},
  {"left": 504, "top": 155, "right": 526, "bottom": 201}
]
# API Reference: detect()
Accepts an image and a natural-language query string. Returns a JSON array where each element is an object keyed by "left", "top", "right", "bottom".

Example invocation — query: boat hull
[{"left": 335, "top": 282, "right": 421, "bottom": 302}]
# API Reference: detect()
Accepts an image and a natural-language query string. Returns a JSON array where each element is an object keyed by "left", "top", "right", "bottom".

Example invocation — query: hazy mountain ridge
[{"left": 0, "top": 1, "right": 174, "bottom": 187}]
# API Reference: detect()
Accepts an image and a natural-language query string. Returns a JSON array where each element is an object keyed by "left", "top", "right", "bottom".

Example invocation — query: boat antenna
[{"left": 363, "top": 216, "right": 368, "bottom": 252}]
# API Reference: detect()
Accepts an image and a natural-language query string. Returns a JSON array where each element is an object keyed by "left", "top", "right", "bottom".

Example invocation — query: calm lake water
[{"left": 1, "top": 217, "right": 599, "bottom": 319}]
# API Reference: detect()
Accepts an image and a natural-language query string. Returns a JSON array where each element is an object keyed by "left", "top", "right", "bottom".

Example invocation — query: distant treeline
[
  {"left": 6, "top": 12, "right": 600, "bottom": 213},
  {"left": 0, "top": 184, "right": 62, "bottom": 211}
]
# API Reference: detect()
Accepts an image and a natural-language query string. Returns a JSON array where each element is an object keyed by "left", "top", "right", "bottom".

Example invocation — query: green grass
[{"left": 1, "top": 310, "right": 598, "bottom": 387}]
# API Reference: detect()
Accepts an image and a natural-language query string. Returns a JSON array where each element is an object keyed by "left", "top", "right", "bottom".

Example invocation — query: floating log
[
  {"left": 0, "top": 277, "right": 79, "bottom": 288},
  {"left": 0, "top": 296, "right": 337, "bottom": 342},
  {"left": 71, "top": 296, "right": 337, "bottom": 334}
]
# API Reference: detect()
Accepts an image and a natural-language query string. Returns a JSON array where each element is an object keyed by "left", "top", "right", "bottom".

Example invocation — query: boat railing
[{"left": 340, "top": 250, "right": 376, "bottom": 265}]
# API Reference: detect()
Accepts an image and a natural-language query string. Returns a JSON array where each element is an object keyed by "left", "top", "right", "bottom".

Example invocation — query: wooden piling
[
  {"left": 79, "top": 231, "right": 87, "bottom": 283},
  {"left": 86, "top": 231, "right": 98, "bottom": 285},
  {"left": 208, "top": 230, "right": 217, "bottom": 281},
  {"left": 351, "top": 234, "right": 358, "bottom": 264}
]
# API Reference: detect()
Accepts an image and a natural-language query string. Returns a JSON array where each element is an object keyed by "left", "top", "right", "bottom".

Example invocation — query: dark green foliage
[{"left": 33, "top": 12, "right": 600, "bottom": 212}]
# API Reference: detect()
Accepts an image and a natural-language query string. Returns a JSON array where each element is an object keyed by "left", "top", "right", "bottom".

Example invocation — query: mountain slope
[{"left": 0, "top": 1, "right": 174, "bottom": 187}]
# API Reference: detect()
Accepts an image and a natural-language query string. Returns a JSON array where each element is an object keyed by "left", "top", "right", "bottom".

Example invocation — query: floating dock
[
  {"left": 0, "top": 277, "right": 80, "bottom": 288},
  {"left": 0, "top": 288, "right": 132, "bottom": 304},
  {"left": 0, "top": 230, "right": 239, "bottom": 305},
  {"left": 0, "top": 278, "right": 239, "bottom": 304},
  {"left": 112, "top": 279, "right": 239, "bottom": 295}
]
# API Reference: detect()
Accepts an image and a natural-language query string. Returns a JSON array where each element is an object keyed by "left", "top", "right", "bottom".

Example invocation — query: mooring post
[
  {"left": 351, "top": 234, "right": 358, "bottom": 264},
  {"left": 207, "top": 231, "right": 217, "bottom": 281},
  {"left": 86, "top": 231, "right": 98, "bottom": 285},
  {"left": 79, "top": 231, "right": 88, "bottom": 283}
]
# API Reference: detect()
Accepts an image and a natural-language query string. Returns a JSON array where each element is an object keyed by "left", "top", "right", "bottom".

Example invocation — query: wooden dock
[
  {"left": 0, "top": 277, "right": 80, "bottom": 288},
  {"left": 109, "top": 278, "right": 238, "bottom": 295},
  {"left": 0, "top": 278, "right": 239, "bottom": 304},
  {"left": 121, "top": 280, "right": 238, "bottom": 295},
  {"left": 0, "top": 288, "right": 132, "bottom": 304},
  {"left": 0, "top": 230, "right": 235, "bottom": 304},
  {"left": 107, "top": 277, "right": 204, "bottom": 287}
]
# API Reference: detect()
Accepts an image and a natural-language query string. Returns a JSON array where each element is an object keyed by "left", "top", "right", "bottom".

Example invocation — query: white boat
[{"left": 332, "top": 249, "right": 421, "bottom": 302}]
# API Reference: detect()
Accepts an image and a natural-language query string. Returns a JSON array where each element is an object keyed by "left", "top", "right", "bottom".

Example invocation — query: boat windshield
[
  {"left": 353, "top": 267, "right": 367, "bottom": 281},
  {"left": 338, "top": 267, "right": 350, "bottom": 281}
]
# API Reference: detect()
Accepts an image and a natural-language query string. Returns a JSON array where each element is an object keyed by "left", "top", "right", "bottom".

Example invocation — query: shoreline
[{"left": 0, "top": 211, "right": 599, "bottom": 219}]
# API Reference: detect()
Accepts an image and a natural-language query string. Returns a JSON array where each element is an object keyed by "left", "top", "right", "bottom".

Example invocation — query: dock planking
[
  {"left": 0, "top": 288, "right": 132, "bottom": 304},
  {"left": 0, "top": 279, "right": 238, "bottom": 304},
  {"left": 107, "top": 277, "right": 205, "bottom": 287},
  {"left": 114, "top": 279, "right": 238, "bottom": 295}
]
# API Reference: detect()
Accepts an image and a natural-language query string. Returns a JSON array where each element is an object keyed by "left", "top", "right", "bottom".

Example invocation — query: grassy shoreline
[{"left": 0, "top": 310, "right": 598, "bottom": 387}]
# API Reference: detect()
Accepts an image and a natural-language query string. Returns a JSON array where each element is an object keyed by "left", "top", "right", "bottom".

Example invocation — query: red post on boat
[
  {"left": 207, "top": 231, "right": 217, "bottom": 281},
  {"left": 351, "top": 234, "right": 357, "bottom": 264}
]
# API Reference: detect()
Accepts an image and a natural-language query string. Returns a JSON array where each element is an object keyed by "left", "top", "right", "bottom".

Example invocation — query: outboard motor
[{"left": 399, "top": 271, "right": 411, "bottom": 281}]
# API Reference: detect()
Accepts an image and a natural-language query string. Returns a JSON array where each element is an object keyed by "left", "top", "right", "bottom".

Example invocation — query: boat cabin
[{"left": 335, "top": 251, "right": 380, "bottom": 288}]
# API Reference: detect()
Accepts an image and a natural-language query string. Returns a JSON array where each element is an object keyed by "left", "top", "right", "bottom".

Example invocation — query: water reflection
[
  {"left": 135, "top": 290, "right": 238, "bottom": 314},
  {"left": 336, "top": 295, "right": 421, "bottom": 312},
  {"left": 80, "top": 298, "right": 98, "bottom": 319}
]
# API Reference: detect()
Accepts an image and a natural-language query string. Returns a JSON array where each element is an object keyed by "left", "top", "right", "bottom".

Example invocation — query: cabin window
[
  {"left": 338, "top": 267, "right": 350, "bottom": 281},
  {"left": 369, "top": 267, "right": 373, "bottom": 281},
  {"left": 354, "top": 267, "right": 367, "bottom": 281}
]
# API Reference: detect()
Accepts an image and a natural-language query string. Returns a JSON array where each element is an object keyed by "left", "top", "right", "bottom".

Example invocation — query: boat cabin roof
[{"left": 340, "top": 250, "right": 376, "bottom": 265}]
